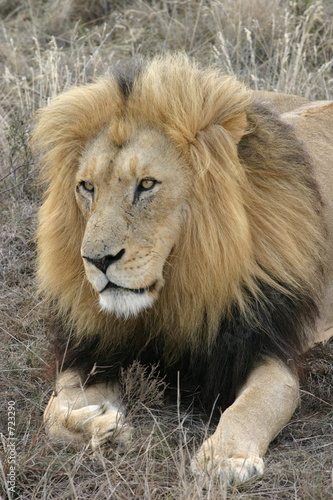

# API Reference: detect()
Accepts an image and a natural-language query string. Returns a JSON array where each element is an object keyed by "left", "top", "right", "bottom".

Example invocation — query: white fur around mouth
[{"left": 99, "top": 284, "right": 156, "bottom": 318}]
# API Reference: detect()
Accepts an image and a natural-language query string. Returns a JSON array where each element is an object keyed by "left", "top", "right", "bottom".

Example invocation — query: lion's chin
[{"left": 99, "top": 288, "right": 156, "bottom": 318}]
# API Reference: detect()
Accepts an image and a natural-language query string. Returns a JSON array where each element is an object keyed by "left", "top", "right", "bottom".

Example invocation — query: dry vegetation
[{"left": 0, "top": 0, "right": 332, "bottom": 498}]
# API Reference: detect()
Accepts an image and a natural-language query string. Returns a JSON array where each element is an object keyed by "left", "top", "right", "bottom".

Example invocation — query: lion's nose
[{"left": 83, "top": 249, "right": 125, "bottom": 274}]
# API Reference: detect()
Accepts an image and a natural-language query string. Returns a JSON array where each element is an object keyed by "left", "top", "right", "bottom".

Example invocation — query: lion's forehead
[{"left": 79, "top": 126, "right": 183, "bottom": 185}]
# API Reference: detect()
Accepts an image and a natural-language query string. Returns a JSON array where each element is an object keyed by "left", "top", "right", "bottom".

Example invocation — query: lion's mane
[{"left": 33, "top": 55, "right": 325, "bottom": 410}]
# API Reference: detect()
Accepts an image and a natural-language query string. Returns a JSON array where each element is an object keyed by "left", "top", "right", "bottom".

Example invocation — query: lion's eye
[
  {"left": 80, "top": 181, "right": 95, "bottom": 193},
  {"left": 139, "top": 178, "right": 156, "bottom": 190}
]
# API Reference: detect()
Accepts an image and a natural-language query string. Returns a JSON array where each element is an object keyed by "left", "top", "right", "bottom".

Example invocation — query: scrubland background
[{"left": 1, "top": 0, "right": 333, "bottom": 498}]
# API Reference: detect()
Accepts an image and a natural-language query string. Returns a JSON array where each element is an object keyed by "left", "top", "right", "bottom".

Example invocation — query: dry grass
[{"left": 0, "top": 0, "right": 332, "bottom": 498}]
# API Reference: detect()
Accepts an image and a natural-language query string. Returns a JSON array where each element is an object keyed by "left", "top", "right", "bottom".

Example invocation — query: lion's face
[{"left": 76, "top": 127, "right": 189, "bottom": 318}]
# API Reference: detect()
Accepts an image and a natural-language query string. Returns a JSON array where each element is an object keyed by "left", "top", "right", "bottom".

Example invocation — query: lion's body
[
  {"left": 256, "top": 91, "right": 333, "bottom": 337},
  {"left": 33, "top": 55, "right": 333, "bottom": 484}
]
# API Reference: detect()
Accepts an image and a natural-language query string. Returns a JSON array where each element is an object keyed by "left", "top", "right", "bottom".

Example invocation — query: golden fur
[{"left": 33, "top": 54, "right": 324, "bottom": 356}]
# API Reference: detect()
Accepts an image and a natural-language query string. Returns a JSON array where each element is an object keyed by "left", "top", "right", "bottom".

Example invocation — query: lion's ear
[{"left": 222, "top": 112, "right": 248, "bottom": 144}]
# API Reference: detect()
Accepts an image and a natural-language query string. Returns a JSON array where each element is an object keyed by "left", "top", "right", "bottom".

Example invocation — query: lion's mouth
[{"left": 101, "top": 280, "right": 157, "bottom": 295}]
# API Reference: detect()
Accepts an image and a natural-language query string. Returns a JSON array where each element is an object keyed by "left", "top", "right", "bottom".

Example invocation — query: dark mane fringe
[
  {"left": 46, "top": 278, "right": 319, "bottom": 414},
  {"left": 199, "top": 281, "right": 319, "bottom": 411}
]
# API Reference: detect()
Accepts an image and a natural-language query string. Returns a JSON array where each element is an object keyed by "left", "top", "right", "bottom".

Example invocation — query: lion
[{"left": 32, "top": 54, "right": 333, "bottom": 485}]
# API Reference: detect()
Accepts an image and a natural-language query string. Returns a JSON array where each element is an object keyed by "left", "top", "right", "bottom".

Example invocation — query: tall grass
[{"left": 0, "top": 1, "right": 332, "bottom": 498}]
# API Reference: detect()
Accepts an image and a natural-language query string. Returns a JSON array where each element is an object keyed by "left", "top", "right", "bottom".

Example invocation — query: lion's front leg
[
  {"left": 44, "top": 370, "right": 132, "bottom": 449},
  {"left": 192, "top": 358, "right": 299, "bottom": 485}
]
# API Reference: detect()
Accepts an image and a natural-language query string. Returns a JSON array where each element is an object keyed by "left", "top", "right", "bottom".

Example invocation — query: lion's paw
[
  {"left": 192, "top": 442, "right": 264, "bottom": 485},
  {"left": 59, "top": 402, "right": 132, "bottom": 449}
]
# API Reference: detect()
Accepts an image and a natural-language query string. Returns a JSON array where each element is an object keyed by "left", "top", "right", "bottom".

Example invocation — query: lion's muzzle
[{"left": 82, "top": 250, "right": 162, "bottom": 318}]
